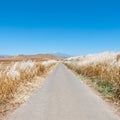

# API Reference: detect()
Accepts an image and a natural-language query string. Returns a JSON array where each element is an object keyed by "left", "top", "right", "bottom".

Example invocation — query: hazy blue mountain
[
  {"left": 0, "top": 55, "right": 11, "bottom": 58},
  {"left": 52, "top": 52, "right": 72, "bottom": 58}
]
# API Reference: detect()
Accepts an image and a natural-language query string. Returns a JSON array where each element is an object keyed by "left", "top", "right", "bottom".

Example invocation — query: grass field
[
  {"left": 64, "top": 52, "right": 120, "bottom": 105},
  {"left": 0, "top": 60, "right": 57, "bottom": 119}
]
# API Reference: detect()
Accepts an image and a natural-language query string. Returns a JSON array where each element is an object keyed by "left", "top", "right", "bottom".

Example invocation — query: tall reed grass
[
  {"left": 65, "top": 52, "right": 120, "bottom": 101},
  {"left": 0, "top": 60, "right": 56, "bottom": 118}
]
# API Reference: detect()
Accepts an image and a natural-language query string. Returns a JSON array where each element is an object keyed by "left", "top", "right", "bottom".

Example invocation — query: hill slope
[{"left": 0, "top": 54, "right": 63, "bottom": 62}]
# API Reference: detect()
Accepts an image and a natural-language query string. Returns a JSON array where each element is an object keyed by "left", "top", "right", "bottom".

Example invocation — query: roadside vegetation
[
  {"left": 0, "top": 60, "right": 56, "bottom": 119},
  {"left": 64, "top": 52, "right": 120, "bottom": 106}
]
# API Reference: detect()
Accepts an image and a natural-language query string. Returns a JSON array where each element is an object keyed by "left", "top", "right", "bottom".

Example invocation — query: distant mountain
[
  {"left": 0, "top": 55, "right": 10, "bottom": 58},
  {"left": 52, "top": 52, "right": 72, "bottom": 58},
  {"left": 0, "top": 54, "right": 64, "bottom": 62}
]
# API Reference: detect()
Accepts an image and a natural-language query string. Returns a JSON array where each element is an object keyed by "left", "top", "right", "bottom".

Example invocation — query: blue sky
[{"left": 0, "top": 0, "right": 120, "bottom": 55}]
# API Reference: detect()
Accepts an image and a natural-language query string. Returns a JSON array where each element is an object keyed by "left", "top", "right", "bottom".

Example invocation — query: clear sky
[{"left": 0, "top": 0, "right": 120, "bottom": 56}]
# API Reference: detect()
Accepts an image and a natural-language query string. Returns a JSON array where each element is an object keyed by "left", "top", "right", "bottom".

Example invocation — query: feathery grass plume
[
  {"left": 0, "top": 59, "right": 57, "bottom": 118},
  {"left": 64, "top": 52, "right": 120, "bottom": 101},
  {"left": 0, "top": 61, "right": 47, "bottom": 114}
]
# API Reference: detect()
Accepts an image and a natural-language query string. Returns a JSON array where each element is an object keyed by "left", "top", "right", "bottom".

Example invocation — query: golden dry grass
[
  {"left": 0, "top": 60, "right": 56, "bottom": 119},
  {"left": 64, "top": 52, "right": 120, "bottom": 103},
  {"left": 116, "top": 54, "right": 120, "bottom": 61}
]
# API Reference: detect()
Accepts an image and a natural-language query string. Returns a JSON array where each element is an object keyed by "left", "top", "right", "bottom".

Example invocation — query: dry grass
[
  {"left": 116, "top": 54, "right": 120, "bottom": 61},
  {"left": 64, "top": 52, "right": 120, "bottom": 104},
  {"left": 0, "top": 53, "right": 63, "bottom": 63},
  {"left": 0, "top": 60, "right": 56, "bottom": 119}
]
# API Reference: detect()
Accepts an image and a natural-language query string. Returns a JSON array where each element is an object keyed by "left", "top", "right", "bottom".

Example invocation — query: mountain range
[{"left": 52, "top": 52, "right": 72, "bottom": 58}]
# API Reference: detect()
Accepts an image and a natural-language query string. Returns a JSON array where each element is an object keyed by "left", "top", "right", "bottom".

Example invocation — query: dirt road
[{"left": 9, "top": 63, "right": 120, "bottom": 120}]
